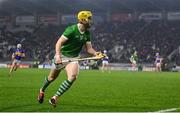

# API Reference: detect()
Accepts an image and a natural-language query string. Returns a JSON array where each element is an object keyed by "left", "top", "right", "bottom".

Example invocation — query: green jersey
[
  {"left": 61, "top": 24, "right": 91, "bottom": 57},
  {"left": 130, "top": 54, "right": 138, "bottom": 62}
]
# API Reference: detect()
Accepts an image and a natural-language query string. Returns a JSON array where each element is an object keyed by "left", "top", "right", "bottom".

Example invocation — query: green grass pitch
[{"left": 0, "top": 68, "right": 180, "bottom": 112}]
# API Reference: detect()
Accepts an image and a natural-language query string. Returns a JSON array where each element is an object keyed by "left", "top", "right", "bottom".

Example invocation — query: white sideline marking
[{"left": 153, "top": 107, "right": 180, "bottom": 112}]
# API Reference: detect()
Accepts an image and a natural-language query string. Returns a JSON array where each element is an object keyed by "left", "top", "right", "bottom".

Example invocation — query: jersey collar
[{"left": 77, "top": 23, "right": 85, "bottom": 34}]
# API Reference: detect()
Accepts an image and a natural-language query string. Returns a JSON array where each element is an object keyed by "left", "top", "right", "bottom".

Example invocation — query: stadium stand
[{"left": 0, "top": 0, "right": 180, "bottom": 67}]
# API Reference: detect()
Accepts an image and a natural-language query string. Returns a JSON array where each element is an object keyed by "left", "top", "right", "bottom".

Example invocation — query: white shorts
[
  {"left": 156, "top": 63, "right": 161, "bottom": 67},
  {"left": 14, "top": 59, "right": 21, "bottom": 64},
  {"left": 52, "top": 55, "right": 79, "bottom": 70},
  {"left": 102, "top": 61, "right": 109, "bottom": 65},
  {"left": 132, "top": 60, "right": 136, "bottom": 65}
]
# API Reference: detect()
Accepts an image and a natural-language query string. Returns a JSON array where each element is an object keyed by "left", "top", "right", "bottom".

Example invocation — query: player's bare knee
[
  {"left": 48, "top": 69, "right": 60, "bottom": 81},
  {"left": 68, "top": 75, "right": 77, "bottom": 82},
  {"left": 47, "top": 76, "right": 54, "bottom": 81},
  {"left": 48, "top": 74, "right": 58, "bottom": 81}
]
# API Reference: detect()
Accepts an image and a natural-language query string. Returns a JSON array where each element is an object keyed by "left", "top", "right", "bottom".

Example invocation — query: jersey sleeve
[{"left": 62, "top": 26, "right": 74, "bottom": 39}]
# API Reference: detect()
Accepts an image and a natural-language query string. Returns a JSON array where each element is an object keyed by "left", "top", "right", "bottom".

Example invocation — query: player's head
[
  {"left": 156, "top": 52, "right": 159, "bottom": 56},
  {"left": 103, "top": 50, "right": 107, "bottom": 54},
  {"left": 77, "top": 10, "right": 93, "bottom": 28},
  {"left": 17, "top": 44, "right": 22, "bottom": 49}
]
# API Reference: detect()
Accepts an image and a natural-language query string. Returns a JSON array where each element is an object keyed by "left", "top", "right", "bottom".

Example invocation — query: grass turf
[{"left": 0, "top": 68, "right": 180, "bottom": 112}]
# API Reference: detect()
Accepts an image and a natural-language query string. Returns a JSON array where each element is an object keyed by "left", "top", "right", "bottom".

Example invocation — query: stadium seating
[{"left": 0, "top": 20, "right": 180, "bottom": 65}]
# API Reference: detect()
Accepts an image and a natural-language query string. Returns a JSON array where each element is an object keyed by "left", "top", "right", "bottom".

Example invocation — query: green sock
[
  {"left": 55, "top": 80, "right": 73, "bottom": 97},
  {"left": 41, "top": 77, "right": 52, "bottom": 92}
]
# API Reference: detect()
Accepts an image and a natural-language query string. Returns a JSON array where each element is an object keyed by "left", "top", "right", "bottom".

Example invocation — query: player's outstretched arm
[
  {"left": 85, "top": 42, "right": 98, "bottom": 56},
  {"left": 12, "top": 53, "right": 15, "bottom": 60},
  {"left": 85, "top": 42, "right": 105, "bottom": 59}
]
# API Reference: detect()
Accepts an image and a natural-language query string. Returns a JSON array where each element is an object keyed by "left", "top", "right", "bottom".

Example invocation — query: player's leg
[
  {"left": 13, "top": 65, "right": 18, "bottom": 71},
  {"left": 102, "top": 61, "right": 109, "bottom": 72},
  {"left": 158, "top": 63, "right": 162, "bottom": 72},
  {"left": 132, "top": 61, "right": 137, "bottom": 71},
  {"left": 105, "top": 63, "right": 111, "bottom": 73},
  {"left": 14, "top": 61, "right": 20, "bottom": 71},
  {"left": 155, "top": 63, "right": 157, "bottom": 71},
  {"left": 41, "top": 69, "right": 61, "bottom": 92},
  {"left": 156, "top": 64, "right": 159, "bottom": 71},
  {"left": 156, "top": 63, "right": 160, "bottom": 72},
  {"left": 9, "top": 60, "right": 16, "bottom": 75},
  {"left": 101, "top": 62, "right": 105, "bottom": 72},
  {"left": 49, "top": 62, "right": 79, "bottom": 107},
  {"left": 159, "top": 63, "right": 162, "bottom": 71},
  {"left": 105, "top": 62, "right": 108, "bottom": 70},
  {"left": 131, "top": 63, "right": 135, "bottom": 71},
  {"left": 38, "top": 68, "right": 61, "bottom": 103}
]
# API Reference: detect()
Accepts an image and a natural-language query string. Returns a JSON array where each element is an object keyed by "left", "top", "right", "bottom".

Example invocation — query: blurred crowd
[
  {"left": 0, "top": 20, "right": 180, "bottom": 64},
  {"left": 92, "top": 20, "right": 180, "bottom": 63},
  {"left": 0, "top": 24, "right": 64, "bottom": 63}
]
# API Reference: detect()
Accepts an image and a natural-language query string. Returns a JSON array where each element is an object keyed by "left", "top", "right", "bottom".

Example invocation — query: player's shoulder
[
  {"left": 19, "top": 49, "right": 25, "bottom": 52},
  {"left": 13, "top": 48, "right": 19, "bottom": 52},
  {"left": 66, "top": 24, "right": 77, "bottom": 30},
  {"left": 63, "top": 24, "right": 77, "bottom": 34},
  {"left": 13, "top": 48, "right": 17, "bottom": 51},
  {"left": 66, "top": 24, "right": 90, "bottom": 34}
]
